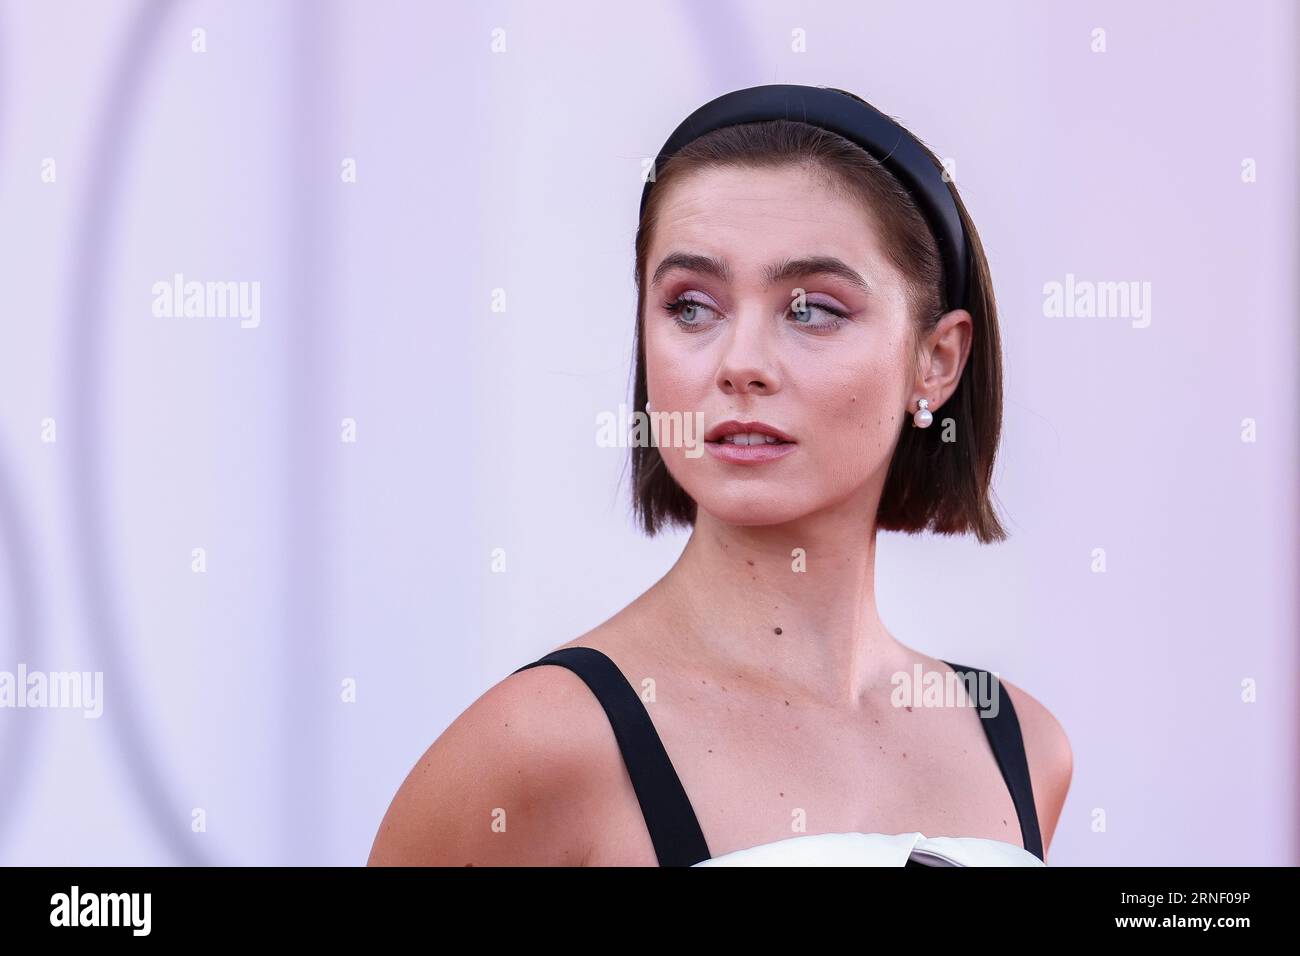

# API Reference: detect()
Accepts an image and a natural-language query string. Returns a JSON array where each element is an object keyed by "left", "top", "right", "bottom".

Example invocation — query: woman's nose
[{"left": 715, "top": 311, "right": 780, "bottom": 396}]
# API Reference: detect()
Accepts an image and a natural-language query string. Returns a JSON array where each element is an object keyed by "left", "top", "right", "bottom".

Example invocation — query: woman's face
[{"left": 643, "top": 163, "right": 958, "bottom": 527}]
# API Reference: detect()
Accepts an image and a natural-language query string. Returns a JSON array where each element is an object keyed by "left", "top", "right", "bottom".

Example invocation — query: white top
[{"left": 691, "top": 831, "right": 1045, "bottom": 867}]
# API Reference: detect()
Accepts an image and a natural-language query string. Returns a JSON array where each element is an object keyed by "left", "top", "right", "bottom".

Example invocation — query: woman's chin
[{"left": 694, "top": 497, "right": 812, "bottom": 528}]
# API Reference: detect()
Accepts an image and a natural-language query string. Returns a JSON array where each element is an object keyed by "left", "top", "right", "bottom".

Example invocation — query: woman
[{"left": 368, "top": 84, "right": 1073, "bottom": 867}]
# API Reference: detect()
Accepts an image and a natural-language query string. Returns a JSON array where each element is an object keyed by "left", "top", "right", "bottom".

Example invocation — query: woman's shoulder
[
  {"left": 912, "top": 648, "right": 1072, "bottom": 852},
  {"left": 986, "top": 670, "right": 1073, "bottom": 853},
  {"left": 367, "top": 641, "right": 624, "bottom": 866},
  {"left": 921, "top": 650, "right": 1071, "bottom": 768}
]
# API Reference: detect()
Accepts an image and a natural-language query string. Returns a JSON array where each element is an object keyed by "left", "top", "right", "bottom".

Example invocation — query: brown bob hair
[{"left": 628, "top": 89, "right": 1007, "bottom": 544}]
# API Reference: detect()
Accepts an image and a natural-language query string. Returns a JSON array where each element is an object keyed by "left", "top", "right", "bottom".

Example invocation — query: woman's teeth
[{"left": 720, "top": 433, "right": 785, "bottom": 445}]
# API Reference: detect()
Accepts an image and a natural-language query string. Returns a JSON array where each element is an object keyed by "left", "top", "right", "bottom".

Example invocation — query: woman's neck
[{"left": 652, "top": 504, "right": 909, "bottom": 710}]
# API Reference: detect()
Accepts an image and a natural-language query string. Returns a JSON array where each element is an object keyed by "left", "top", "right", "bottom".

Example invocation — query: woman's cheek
[
  {"left": 830, "top": 389, "right": 900, "bottom": 479},
  {"left": 645, "top": 333, "right": 700, "bottom": 410}
]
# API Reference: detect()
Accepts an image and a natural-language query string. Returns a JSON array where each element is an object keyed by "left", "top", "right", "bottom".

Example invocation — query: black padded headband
[{"left": 639, "top": 83, "right": 969, "bottom": 310}]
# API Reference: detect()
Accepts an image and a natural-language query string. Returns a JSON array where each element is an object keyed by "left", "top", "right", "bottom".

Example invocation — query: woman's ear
[{"left": 912, "top": 309, "right": 973, "bottom": 410}]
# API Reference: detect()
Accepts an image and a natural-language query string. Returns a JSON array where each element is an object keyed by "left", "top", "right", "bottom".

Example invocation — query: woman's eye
[
  {"left": 662, "top": 295, "right": 848, "bottom": 332},
  {"left": 663, "top": 296, "right": 717, "bottom": 329},
  {"left": 788, "top": 301, "right": 849, "bottom": 331}
]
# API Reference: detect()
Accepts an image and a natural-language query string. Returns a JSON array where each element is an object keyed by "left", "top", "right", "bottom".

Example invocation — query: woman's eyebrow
[
  {"left": 650, "top": 251, "right": 731, "bottom": 287},
  {"left": 650, "top": 251, "right": 870, "bottom": 294},
  {"left": 767, "top": 256, "right": 872, "bottom": 295}
]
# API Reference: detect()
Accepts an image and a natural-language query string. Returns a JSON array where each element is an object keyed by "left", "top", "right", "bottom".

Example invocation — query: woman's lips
[
  {"left": 703, "top": 420, "right": 796, "bottom": 443},
  {"left": 704, "top": 435, "right": 797, "bottom": 465}
]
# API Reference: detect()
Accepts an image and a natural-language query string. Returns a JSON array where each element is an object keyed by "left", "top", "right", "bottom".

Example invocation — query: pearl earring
[
  {"left": 645, "top": 400, "right": 653, "bottom": 413},
  {"left": 912, "top": 397, "right": 932, "bottom": 428}
]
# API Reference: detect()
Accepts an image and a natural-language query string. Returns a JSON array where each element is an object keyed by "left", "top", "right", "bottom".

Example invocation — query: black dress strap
[
  {"left": 941, "top": 660, "right": 1045, "bottom": 861},
  {"left": 511, "top": 646, "right": 712, "bottom": 866}
]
